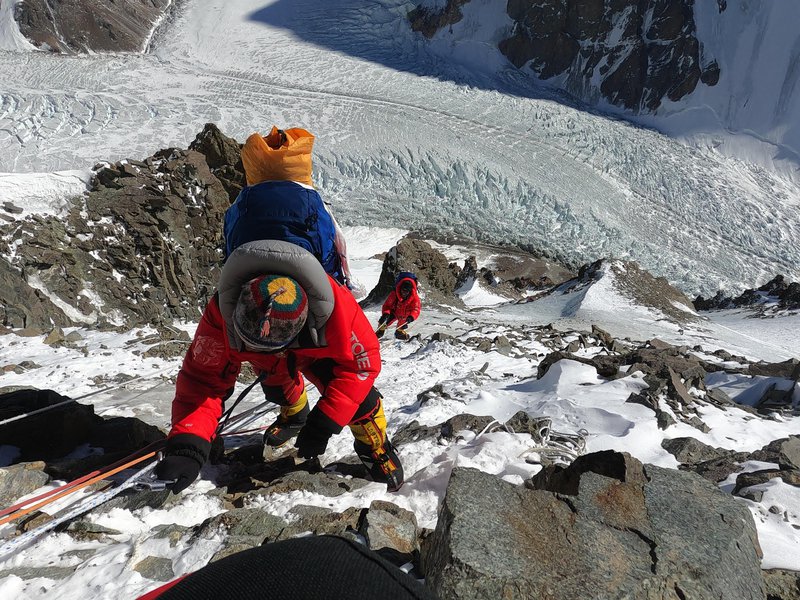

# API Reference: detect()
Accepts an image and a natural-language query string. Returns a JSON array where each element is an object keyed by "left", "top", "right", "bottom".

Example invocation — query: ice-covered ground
[
  {"left": 0, "top": 0, "right": 799, "bottom": 297},
  {"left": 0, "top": 226, "right": 798, "bottom": 599},
  {"left": 1, "top": 2, "right": 799, "bottom": 596}
]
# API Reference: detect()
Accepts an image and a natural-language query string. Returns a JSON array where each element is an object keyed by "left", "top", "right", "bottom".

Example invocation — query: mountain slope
[
  {"left": 0, "top": 1, "right": 798, "bottom": 298},
  {"left": 0, "top": 227, "right": 798, "bottom": 599}
]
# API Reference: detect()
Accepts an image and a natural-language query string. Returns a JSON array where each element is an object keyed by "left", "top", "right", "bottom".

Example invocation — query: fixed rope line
[
  {"left": 0, "top": 460, "right": 159, "bottom": 559},
  {"left": 0, "top": 442, "right": 164, "bottom": 527},
  {"left": 0, "top": 439, "right": 165, "bottom": 520},
  {"left": 0, "top": 363, "right": 179, "bottom": 427},
  {"left": 216, "top": 372, "right": 267, "bottom": 434}
]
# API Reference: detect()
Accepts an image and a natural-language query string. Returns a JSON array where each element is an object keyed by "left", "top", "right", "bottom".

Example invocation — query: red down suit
[
  {"left": 169, "top": 251, "right": 381, "bottom": 443},
  {"left": 381, "top": 276, "right": 421, "bottom": 325}
]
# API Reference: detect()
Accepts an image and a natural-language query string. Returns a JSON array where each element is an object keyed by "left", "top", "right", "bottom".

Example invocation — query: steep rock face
[
  {"left": 0, "top": 259, "right": 72, "bottom": 330},
  {"left": 0, "top": 133, "right": 234, "bottom": 330},
  {"left": 14, "top": 0, "right": 171, "bottom": 53},
  {"left": 408, "top": 0, "right": 472, "bottom": 39},
  {"left": 412, "top": 0, "right": 720, "bottom": 112},
  {"left": 501, "top": 0, "right": 719, "bottom": 111}
]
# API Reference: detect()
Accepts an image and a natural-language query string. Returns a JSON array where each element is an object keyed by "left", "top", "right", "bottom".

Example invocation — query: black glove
[
  {"left": 155, "top": 433, "right": 211, "bottom": 494},
  {"left": 404, "top": 315, "right": 414, "bottom": 324},
  {"left": 378, "top": 313, "right": 393, "bottom": 326},
  {"left": 295, "top": 407, "right": 342, "bottom": 458}
]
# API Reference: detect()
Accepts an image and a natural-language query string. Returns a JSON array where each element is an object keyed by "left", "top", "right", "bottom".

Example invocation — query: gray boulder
[
  {"left": 751, "top": 436, "right": 800, "bottom": 471},
  {"left": 0, "top": 461, "right": 49, "bottom": 508},
  {"left": 422, "top": 451, "right": 765, "bottom": 599},
  {"left": 359, "top": 500, "right": 419, "bottom": 560},
  {"left": 763, "top": 569, "right": 800, "bottom": 600},
  {"left": 661, "top": 436, "right": 731, "bottom": 465}
]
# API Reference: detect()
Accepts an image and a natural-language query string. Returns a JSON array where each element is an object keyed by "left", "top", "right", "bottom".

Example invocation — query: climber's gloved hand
[
  {"left": 154, "top": 433, "right": 210, "bottom": 494},
  {"left": 404, "top": 315, "right": 414, "bottom": 325},
  {"left": 295, "top": 407, "right": 342, "bottom": 459}
]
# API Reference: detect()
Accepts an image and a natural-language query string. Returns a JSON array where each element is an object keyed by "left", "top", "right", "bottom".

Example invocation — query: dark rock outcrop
[
  {"left": 1, "top": 131, "right": 234, "bottom": 330},
  {"left": 661, "top": 436, "right": 732, "bottom": 465},
  {"left": 15, "top": 0, "right": 171, "bottom": 53},
  {"left": 0, "top": 260, "right": 72, "bottom": 329},
  {"left": 0, "top": 389, "right": 96, "bottom": 461},
  {"left": 361, "top": 237, "right": 462, "bottom": 308},
  {"left": 695, "top": 275, "right": 800, "bottom": 313},
  {"left": 409, "top": 0, "right": 471, "bottom": 39},
  {"left": 422, "top": 453, "right": 765, "bottom": 599},
  {"left": 411, "top": 0, "right": 719, "bottom": 113},
  {"left": 188, "top": 123, "right": 246, "bottom": 201},
  {"left": 752, "top": 436, "right": 800, "bottom": 471},
  {"left": 0, "top": 388, "right": 165, "bottom": 464}
]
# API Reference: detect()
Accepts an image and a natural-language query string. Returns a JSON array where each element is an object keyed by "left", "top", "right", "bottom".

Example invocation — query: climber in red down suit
[
  {"left": 154, "top": 240, "right": 404, "bottom": 493},
  {"left": 376, "top": 272, "right": 421, "bottom": 341}
]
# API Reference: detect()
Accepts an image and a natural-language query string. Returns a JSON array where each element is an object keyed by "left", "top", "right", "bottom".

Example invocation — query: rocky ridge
[
  {"left": 14, "top": 0, "right": 173, "bottom": 53},
  {"left": 0, "top": 125, "right": 242, "bottom": 332},
  {"left": 2, "top": 292, "right": 799, "bottom": 596},
  {"left": 3, "top": 381, "right": 799, "bottom": 597},
  {"left": 695, "top": 275, "right": 800, "bottom": 315},
  {"left": 0, "top": 124, "right": 570, "bottom": 334},
  {"left": 409, "top": 0, "right": 721, "bottom": 113}
]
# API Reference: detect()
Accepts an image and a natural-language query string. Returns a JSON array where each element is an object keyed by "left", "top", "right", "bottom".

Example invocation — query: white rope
[
  {"left": 0, "top": 364, "right": 178, "bottom": 427},
  {"left": 521, "top": 428, "right": 589, "bottom": 467},
  {"left": 0, "top": 460, "right": 158, "bottom": 559}
]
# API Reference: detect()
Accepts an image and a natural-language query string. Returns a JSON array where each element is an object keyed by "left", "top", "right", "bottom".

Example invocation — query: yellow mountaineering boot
[{"left": 349, "top": 399, "right": 404, "bottom": 492}]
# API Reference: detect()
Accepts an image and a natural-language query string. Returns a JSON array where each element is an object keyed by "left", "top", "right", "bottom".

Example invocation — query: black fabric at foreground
[{"left": 155, "top": 535, "right": 437, "bottom": 600}]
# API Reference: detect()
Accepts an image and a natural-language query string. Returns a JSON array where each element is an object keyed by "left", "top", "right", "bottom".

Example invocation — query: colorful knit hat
[{"left": 233, "top": 274, "right": 308, "bottom": 350}]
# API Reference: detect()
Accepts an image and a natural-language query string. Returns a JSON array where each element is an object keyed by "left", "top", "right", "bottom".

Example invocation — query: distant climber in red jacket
[
  {"left": 154, "top": 240, "right": 404, "bottom": 493},
  {"left": 376, "top": 273, "right": 421, "bottom": 341}
]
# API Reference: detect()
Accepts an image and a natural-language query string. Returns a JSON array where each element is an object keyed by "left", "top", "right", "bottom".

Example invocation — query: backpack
[{"left": 223, "top": 180, "right": 343, "bottom": 283}]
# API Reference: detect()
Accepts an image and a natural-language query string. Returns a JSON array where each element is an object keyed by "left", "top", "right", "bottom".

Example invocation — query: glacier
[{"left": 0, "top": 0, "right": 798, "bottom": 298}]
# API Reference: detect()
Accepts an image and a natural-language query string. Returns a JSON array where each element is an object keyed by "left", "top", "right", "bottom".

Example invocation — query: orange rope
[
  {"left": 0, "top": 440, "right": 164, "bottom": 520},
  {"left": 0, "top": 449, "right": 159, "bottom": 527}
]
